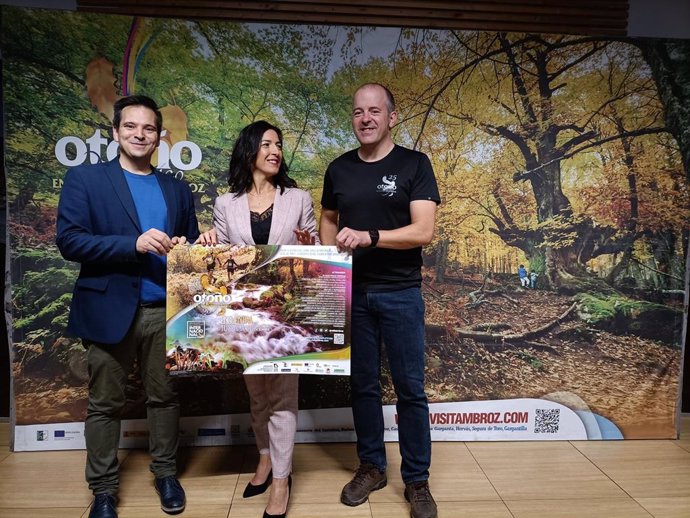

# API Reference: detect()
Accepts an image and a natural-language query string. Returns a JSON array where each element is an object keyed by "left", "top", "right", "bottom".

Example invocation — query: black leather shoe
[
  {"left": 88, "top": 493, "right": 118, "bottom": 518},
  {"left": 154, "top": 476, "right": 186, "bottom": 514},
  {"left": 243, "top": 469, "right": 273, "bottom": 498},
  {"left": 262, "top": 475, "right": 292, "bottom": 518}
]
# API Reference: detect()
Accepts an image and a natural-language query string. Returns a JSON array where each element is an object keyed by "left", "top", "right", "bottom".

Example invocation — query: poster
[{"left": 166, "top": 244, "right": 351, "bottom": 375}]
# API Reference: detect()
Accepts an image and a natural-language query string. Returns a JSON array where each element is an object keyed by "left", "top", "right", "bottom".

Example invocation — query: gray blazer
[{"left": 213, "top": 187, "right": 319, "bottom": 245}]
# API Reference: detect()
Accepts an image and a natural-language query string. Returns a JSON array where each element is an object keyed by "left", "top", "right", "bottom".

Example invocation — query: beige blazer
[{"left": 213, "top": 187, "right": 319, "bottom": 246}]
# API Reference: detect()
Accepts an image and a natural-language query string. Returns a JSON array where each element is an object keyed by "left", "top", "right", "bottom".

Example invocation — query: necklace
[{"left": 248, "top": 188, "right": 276, "bottom": 197}]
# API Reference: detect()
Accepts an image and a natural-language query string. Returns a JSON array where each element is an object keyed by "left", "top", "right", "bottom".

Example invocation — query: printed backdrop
[{"left": 3, "top": 7, "right": 688, "bottom": 450}]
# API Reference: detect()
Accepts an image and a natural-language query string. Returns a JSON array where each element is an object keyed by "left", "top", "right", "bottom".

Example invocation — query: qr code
[
  {"left": 535, "top": 408, "right": 560, "bottom": 433},
  {"left": 333, "top": 333, "right": 344, "bottom": 345}
]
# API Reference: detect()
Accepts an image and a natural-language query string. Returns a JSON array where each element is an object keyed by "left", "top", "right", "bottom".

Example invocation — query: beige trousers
[{"left": 244, "top": 373, "right": 299, "bottom": 479}]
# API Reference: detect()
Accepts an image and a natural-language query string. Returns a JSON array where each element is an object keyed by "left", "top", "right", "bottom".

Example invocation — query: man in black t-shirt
[{"left": 320, "top": 83, "right": 441, "bottom": 518}]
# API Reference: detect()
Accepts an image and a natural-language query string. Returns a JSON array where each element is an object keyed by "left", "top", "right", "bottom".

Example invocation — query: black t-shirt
[{"left": 321, "top": 145, "right": 441, "bottom": 291}]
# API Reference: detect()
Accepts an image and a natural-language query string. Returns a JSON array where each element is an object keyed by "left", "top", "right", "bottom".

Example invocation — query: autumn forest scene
[{"left": 3, "top": 8, "right": 689, "bottom": 438}]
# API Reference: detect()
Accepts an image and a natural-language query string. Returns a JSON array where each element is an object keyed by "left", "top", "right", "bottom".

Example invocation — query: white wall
[{"left": 629, "top": 0, "right": 690, "bottom": 38}]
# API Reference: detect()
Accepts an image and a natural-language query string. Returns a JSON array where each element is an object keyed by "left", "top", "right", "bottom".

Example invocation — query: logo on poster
[
  {"left": 193, "top": 293, "right": 232, "bottom": 304},
  {"left": 187, "top": 320, "right": 205, "bottom": 338}
]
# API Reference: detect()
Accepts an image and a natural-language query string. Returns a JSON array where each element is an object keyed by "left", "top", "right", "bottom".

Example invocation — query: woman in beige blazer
[{"left": 198, "top": 121, "right": 318, "bottom": 518}]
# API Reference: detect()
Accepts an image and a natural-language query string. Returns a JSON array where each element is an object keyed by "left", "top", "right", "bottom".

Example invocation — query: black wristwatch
[{"left": 368, "top": 229, "right": 379, "bottom": 248}]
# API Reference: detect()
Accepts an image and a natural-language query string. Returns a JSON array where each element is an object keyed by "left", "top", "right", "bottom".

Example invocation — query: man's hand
[
  {"left": 171, "top": 236, "right": 187, "bottom": 246},
  {"left": 136, "top": 228, "right": 174, "bottom": 255},
  {"left": 335, "top": 227, "right": 371, "bottom": 253},
  {"left": 195, "top": 228, "right": 218, "bottom": 245}
]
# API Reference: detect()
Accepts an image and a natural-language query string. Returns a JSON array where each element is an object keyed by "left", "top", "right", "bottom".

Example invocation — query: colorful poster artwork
[{"left": 165, "top": 244, "right": 351, "bottom": 376}]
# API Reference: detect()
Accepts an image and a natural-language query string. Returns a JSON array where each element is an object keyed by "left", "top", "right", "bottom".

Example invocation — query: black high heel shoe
[
  {"left": 243, "top": 470, "right": 272, "bottom": 498},
  {"left": 262, "top": 475, "right": 292, "bottom": 518}
]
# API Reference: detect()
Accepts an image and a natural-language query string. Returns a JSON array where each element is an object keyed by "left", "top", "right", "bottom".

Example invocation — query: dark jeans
[
  {"left": 350, "top": 286, "right": 431, "bottom": 484},
  {"left": 84, "top": 306, "right": 179, "bottom": 495}
]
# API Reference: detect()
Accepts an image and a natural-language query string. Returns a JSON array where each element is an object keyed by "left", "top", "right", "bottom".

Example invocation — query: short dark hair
[
  {"left": 355, "top": 83, "right": 396, "bottom": 113},
  {"left": 228, "top": 120, "right": 297, "bottom": 195},
  {"left": 112, "top": 95, "right": 163, "bottom": 134}
]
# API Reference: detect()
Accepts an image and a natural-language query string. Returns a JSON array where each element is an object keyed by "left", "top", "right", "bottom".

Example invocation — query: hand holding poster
[{"left": 166, "top": 244, "right": 351, "bottom": 376}]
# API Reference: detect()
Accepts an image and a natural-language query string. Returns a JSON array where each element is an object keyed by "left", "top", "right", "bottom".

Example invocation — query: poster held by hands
[{"left": 166, "top": 244, "right": 351, "bottom": 376}]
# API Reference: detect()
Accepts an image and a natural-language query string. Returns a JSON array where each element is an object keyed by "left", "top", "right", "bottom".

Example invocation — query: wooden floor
[{"left": 1, "top": 417, "right": 689, "bottom": 518}]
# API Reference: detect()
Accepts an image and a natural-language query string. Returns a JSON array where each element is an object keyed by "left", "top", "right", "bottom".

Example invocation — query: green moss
[
  {"left": 15, "top": 293, "right": 72, "bottom": 330},
  {"left": 576, "top": 293, "right": 669, "bottom": 324}
]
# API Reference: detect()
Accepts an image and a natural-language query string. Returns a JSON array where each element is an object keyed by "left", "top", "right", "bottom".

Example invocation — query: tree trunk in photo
[
  {"left": 606, "top": 248, "right": 633, "bottom": 286},
  {"left": 638, "top": 39, "right": 690, "bottom": 179},
  {"left": 530, "top": 156, "right": 573, "bottom": 224},
  {"left": 436, "top": 238, "right": 449, "bottom": 282},
  {"left": 648, "top": 230, "right": 680, "bottom": 290},
  {"left": 544, "top": 245, "right": 610, "bottom": 293}
]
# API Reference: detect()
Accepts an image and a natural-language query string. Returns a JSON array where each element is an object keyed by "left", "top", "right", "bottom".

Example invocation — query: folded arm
[{"left": 331, "top": 200, "right": 437, "bottom": 252}]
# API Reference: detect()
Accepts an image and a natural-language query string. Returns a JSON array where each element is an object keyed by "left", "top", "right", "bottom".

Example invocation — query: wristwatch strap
[{"left": 368, "top": 229, "right": 379, "bottom": 248}]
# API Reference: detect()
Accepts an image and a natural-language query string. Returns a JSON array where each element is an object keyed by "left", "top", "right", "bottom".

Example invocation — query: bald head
[
  {"left": 354, "top": 83, "right": 395, "bottom": 114},
  {"left": 351, "top": 83, "right": 397, "bottom": 158}
]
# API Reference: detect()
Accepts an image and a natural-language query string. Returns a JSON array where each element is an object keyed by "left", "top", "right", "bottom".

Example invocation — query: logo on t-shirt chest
[{"left": 376, "top": 175, "right": 397, "bottom": 197}]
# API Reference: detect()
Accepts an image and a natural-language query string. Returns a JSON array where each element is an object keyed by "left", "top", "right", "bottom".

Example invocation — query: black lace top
[{"left": 250, "top": 204, "right": 273, "bottom": 245}]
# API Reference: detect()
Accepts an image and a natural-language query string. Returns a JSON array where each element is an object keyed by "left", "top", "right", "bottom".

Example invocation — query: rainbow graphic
[{"left": 122, "top": 17, "right": 160, "bottom": 95}]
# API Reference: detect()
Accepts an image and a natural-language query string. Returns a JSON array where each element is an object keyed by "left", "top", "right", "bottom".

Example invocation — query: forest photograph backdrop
[{"left": 3, "top": 7, "right": 689, "bottom": 445}]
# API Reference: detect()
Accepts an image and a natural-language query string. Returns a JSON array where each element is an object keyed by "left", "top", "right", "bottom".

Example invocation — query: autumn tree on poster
[{"left": 379, "top": 32, "right": 688, "bottom": 289}]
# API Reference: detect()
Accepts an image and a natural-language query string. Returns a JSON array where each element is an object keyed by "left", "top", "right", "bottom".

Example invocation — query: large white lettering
[
  {"left": 55, "top": 136, "right": 88, "bottom": 167},
  {"left": 170, "top": 141, "right": 202, "bottom": 170},
  {"left": 85, "top": 130, "right": 109, "bottom": 164},
  {"left": 54, "top": 129, "right": 203, "bottom": 171},
  {"left": 193, "top": 293, "right": 232, "bottom": 304}
]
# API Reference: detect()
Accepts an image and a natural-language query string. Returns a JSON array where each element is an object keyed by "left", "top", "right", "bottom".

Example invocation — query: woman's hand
[
  {"left": 196, "top": 228, "right": 218, "bottom": 245},
  {"left": 294, "top": 228, "right": 316, "bottom": 245}
]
